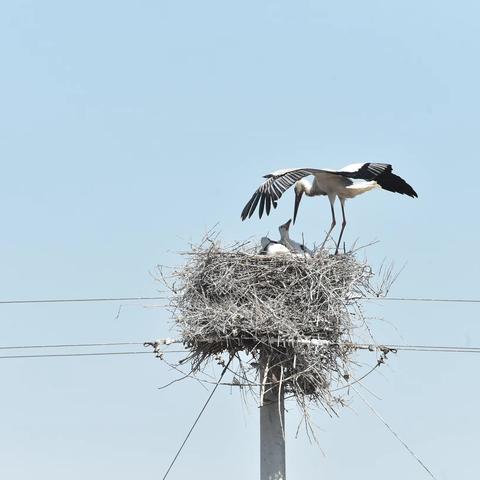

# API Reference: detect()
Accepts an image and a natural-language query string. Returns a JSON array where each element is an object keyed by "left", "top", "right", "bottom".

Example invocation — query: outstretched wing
[
  {"left": 336, "top": 163, "right": 417, "bottom": 197},
  {"left": 336, "top": 162, "right": 392, "bottom": 180},
  {"left": 241, "top": 168, "right": 318, "bottom": 220}
]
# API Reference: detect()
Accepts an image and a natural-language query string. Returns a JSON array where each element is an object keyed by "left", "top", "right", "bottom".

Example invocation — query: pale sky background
[{"left": 1, "top": 1, "right": 479, "bottom": 479}]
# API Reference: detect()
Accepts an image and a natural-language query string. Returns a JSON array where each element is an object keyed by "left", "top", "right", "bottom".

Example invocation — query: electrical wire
[
  {"left": 0, "top": 351, "right": 152, "bottom": 359},
  {"left": 1, "top": 339, "right": 480, "bottom": 357},
  {"left": 353, "top": 386, "right": 437, "bottom": 480},
  {"left": 389, "top": 345, "right": 480, "bottom": 353},
  {"left": 0, "top": 341, "right": 144, "bottom": 350},
  {"left": 0, "top": 340, "right": 188, "bottom": 359},
  {"left": 365, "top": 296, "right": 480, "bottom": 304},
  {"left": 352, "top": 343, "right": 480, "bottom": 354},
  {"left": 161, "top": 356, "right": 233, "bottom": 480},
  {"left": 0, "top": 296, "right": 164, "bottom": 305},
  {"left": 1, "top": 295, "right": 480, "bottom": 305}
]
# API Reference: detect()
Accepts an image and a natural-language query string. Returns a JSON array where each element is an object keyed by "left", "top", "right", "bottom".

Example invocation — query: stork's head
[
  {"left": 293, "top": 180, "right": 310, "bottom": 224},
  {"left": 278, "top": 219, "right": 292, "bottom": 239},
  {"left": 260, "top": 236, "right": 272, "bottom": 249}
]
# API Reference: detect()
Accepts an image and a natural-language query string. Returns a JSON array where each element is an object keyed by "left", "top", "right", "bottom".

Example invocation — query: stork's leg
[
  {"left": 320, "top": 198, "right": 336, "bottom": 249},
  {"left": 335, "top": 198, "right": 347, "bottom": 255}
]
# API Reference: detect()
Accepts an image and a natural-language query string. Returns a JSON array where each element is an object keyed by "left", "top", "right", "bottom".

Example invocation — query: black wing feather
[
  {"left": 258, "top": 193, "right": 266, "bottom": 218},
  {"left": 337, "top": 163, "right": 417, "bottom": 198},
  {"left": 241, "top": 168, "right": 315, "bottom": 220},
  {"left": 265, "top": 194, "right": 272, "bottom": 215},
  {"left": 241, "top": 192, "right": 257, "bottom": 220},
  {"left": 247, "top": 192, "right": 261, "bottom": 218},
  {"left": 376, "top": 172, "right": 418, "bottom": 197},
  {"left": 337, "top": 163, "right": 392, "bottom": 181}
]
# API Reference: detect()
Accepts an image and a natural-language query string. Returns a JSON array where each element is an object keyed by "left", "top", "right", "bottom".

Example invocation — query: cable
[
  {"left": 162, "top": 356, "right": 233, "bottom": 480},
  {"left": 2, "top": 338, "right": 480, "bottom": 358},
  {"left": 388, "top": 345, "right": 480, "bottom": 353},
  {"left": 0, "top": 351, "right": 151, "bottom": 359},
  {"left": 0, "top": 341, "right": 144, "bottom": 350},
  {"left": 0, "top": 296, "right": 164, "bottom": 305},
  {"left": 352, "top": 343, "right": 480, "bottom": 354},
  {"left": 353, "top": 386, "right": 437, "bottom": 480},
  {"left": 0, "top": 345, "right": 187, "bottom": 359},
  {"left": 1, "top": 295, "right": 480, "bottom": 305},
  {"left": 365, "top": 296, "right": 480, "bottom": 304},
  {"left": 331, "top": 363, "right": 381, "bottom": 392}
]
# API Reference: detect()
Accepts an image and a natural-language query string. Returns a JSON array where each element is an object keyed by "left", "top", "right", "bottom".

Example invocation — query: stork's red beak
[{"left": 293, "top": 191, "right": 303, "bottom": 224}]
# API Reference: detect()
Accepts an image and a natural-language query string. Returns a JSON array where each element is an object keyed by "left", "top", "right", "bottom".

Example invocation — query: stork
[
  {"left": 260, "top": 219, "right": 313, "bottom": 256},
  {"left": 278, "top": 219, "right": 313, "bottom": 257},
  {"left": 241, "top": 163, "right": 417, "bottom": 254},
  {"left": 259, "top": 236, "right": 291, "bottom": 256}
]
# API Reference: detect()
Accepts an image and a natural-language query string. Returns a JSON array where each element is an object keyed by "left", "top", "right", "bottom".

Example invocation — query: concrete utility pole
[{"left": 260, "top": 358, "right": 286, "bottom": 480}]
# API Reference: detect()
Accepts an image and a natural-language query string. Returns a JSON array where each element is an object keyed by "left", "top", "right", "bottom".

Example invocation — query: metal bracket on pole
[{"left": 143, "top": 338, "right": 182, "bottom": 358}]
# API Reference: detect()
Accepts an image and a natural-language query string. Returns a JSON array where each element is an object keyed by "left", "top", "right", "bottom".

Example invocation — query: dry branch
[{"left": 158, "top": 236, "right": 388, "bottom": 414}]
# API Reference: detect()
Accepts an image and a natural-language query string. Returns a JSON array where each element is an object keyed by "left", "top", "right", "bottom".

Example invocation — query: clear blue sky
[{"left": 1, "top": 1, "right": 479, "bottom": 478}]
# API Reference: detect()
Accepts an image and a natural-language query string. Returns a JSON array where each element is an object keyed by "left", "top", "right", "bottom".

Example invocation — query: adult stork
[{"left": 241, "top": 163, "right": 417, "bottom": 254}]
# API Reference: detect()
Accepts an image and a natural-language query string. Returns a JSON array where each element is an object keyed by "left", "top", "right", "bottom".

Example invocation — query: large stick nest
[{"left": 162, "top": 238, "right": 387, "bottom": 414}]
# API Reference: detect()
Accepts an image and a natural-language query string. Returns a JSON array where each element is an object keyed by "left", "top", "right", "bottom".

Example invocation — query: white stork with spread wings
[{"left": 241, "top": 163, "right": 417, "bottom": 254}]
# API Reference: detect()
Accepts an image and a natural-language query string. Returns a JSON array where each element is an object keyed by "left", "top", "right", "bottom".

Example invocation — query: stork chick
[
  {"left": 259, "top": 236, "right": 290, "bottom": 256},
  {"left": 278, "top": 219, "right": 313, "bottom": 257}
]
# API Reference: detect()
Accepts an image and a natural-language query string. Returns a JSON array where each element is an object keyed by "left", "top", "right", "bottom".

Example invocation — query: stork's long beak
[
  {"left": 279, "top": 219, "right": 292, "bottom": 231},
  {"left": 293, "top": 191, "right": 303, "bottom": 224}
]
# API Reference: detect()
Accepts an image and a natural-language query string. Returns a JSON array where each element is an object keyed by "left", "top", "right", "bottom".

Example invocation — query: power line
[
  {"left": 0, "top": 350, "right": 187, "bottom": 360},
  {"left": 1, "top": 295, "right": 480, "bottom": 305},
  {"left": 352, "top": 343, "right": 480, "bottom": 354},
  {"left": 0, "top": 341, "right": 144, "bottom": 350},
  {"left": 0, "top": 340, "right": 187, "bottom": 359},
  {"left": 353, "top": 386, "right": 437, "bottom": 480},
  {"left": 2, "top": 344, "right": 479, "bottom": 360},
  {"left": 382, "top": 344, "right": 480, "bottom": 353},
  {"left": 1, "top": 338, "right": 480, "bottom": 358},
  {"left": 0, "top": 296, "right": 164, "bottom": 305},
  {"left": 162, "top": 356, "right": 233, "bottom": 480},
  {"left": 365, "top": 296, "right": 480, "bottom": 304},
  {"left": 220, "top": 336, "right": 480, "bottom": 355},
  {"left": 0, "top": 351, "right": 152, "bottom": 359}
]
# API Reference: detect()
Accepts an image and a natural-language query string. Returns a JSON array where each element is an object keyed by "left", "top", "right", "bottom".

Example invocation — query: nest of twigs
[{"left": 161, "top": 237, "right": 388, "bottom": 414}]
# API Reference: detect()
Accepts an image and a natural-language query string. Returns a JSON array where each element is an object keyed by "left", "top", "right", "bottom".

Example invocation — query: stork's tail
[{"left": 376, "top": 172, "right": 418, "bottom": 198}]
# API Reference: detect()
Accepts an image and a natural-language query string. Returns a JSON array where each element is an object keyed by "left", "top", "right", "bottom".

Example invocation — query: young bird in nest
[{"left": 260, "top": 219, "right": 313, "bottom": 257}]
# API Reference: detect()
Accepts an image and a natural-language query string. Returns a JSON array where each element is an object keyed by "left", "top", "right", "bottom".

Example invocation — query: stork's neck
[
  {"left": 296, "top": 178, "right": 315, "bottom": 196},
  {"left": 279, "top": 229, "right": 295, "bottom": 252},
  {"left": 279, "top": 228, "right": 290, "bottom": 242}
]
